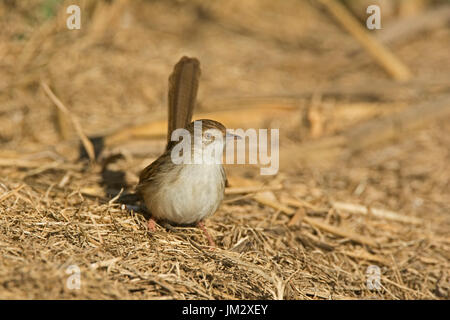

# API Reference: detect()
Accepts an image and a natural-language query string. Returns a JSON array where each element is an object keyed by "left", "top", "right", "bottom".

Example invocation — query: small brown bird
[{"left": 136, "top": 57, "right": 237, "bottom": 247}]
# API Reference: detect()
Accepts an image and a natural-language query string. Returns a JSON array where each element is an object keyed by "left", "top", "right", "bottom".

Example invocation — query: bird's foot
[
  {"left": 147, "top": 218, "right": 157, "bottom": 231},
  {"left": 197, "top": 221, "right": 216, "bottom": 250}
]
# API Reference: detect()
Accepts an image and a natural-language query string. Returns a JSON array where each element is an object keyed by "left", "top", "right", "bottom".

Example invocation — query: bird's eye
[{"left": 204, "top": 132, "right": 212, "bottom": 140}]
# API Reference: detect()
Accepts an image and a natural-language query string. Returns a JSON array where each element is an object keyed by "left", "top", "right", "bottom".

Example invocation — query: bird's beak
[{"left": 226, "top": 132, "right": 242, "bottom": 140}]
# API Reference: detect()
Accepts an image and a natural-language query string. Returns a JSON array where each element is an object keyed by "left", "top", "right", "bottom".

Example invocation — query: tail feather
[{"left": 166, "top": 56, "right": 201, "bottom": 150}]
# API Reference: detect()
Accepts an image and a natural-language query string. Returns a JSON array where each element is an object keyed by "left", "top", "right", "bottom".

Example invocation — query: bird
[{"left": 136, "top": 56, "right": 238, "bottom": 247}]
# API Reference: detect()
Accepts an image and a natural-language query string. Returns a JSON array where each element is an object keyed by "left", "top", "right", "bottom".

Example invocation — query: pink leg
[
  {"left": 147, "top": 217, "right": 157, "bottom": 231},
  {"left": 197, "top": 221, "right": 216, "bottom": 249}
]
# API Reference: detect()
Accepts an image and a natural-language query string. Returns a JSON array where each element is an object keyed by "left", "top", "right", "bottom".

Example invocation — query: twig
[
  {"left": 87, "top": 210, "right": 104, "bottom": 244},
  {"left": 90, "top": 257, "right": 122, "bottom": 270},
  {"left": 225, "top": 184, "right": 283, "bottom": 195},
  {"left": 345, "top": 94, "right": 450, "bottom": 153},
  {"left": 223, "top": 193, "right": 256, "bottom": 204},
  {"left": 287, "top": 208, "right": 305, "bottom": 227},
  {"left": 40, "top": 82, "right": 96, "bottom": 162},
  {"left": 377, "top": 5, "right": 450, "bottom": 46},
  {"left": 281, "top": 94, "right": 450, "bottom": 166},
  {"left": 0, "top": 158, "right": 81, "bottom": 170},
  {"left": 303, "top": 216, "right": 377, "bottom": 247},
  {"left": 253, "top": 193, "right": 295, "bottom": 215},
  {"left": 382, "top": 277, "right": 433, "bottom": 298},
  {"left": 317, "top": 0, "right": 412, "bottom": 81},
  {"left": 80, "top": 186, "right": 106, "bottom": 198},
  {"left": 0, "top": 185, "right": 26, "bottom": 204},
  {"left": 253, "top": 194, "right": 378, "bottom": 247},
  {"left": 332, "top": 201, "right": 422, "bottom": 225},
  {"left": 109, "top": 188, "right": 124, "bottom": 205},
  {"left": 282, "top": 197, "right": 326, "bottom": 212},
  {"left": 338, "top": 250, "right": 389, "bottom": 265}
]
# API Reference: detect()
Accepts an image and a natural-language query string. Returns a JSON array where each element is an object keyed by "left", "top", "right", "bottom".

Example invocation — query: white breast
[{"left": 142, "top": 164, "right": 225, "bottom": 225}]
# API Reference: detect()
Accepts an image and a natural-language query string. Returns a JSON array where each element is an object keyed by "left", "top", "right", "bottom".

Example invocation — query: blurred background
[
  {"left": 0, "top": 0, "right": 449, "bottom": 299},
  {"left": 1, "top": 0, "right": 449, "bottom": 157}
]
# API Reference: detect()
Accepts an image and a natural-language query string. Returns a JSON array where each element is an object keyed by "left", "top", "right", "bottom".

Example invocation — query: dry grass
[{"left": 0, "top": 0, "right": 449, "bottom": 299}]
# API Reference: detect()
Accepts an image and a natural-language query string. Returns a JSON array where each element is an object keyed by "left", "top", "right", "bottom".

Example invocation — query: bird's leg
[
  {"left": 147, "top": 217, "right": 157, "bottom": 231},
  {"left": 197, "top": 221, "right": 216, "bottom": 249}
]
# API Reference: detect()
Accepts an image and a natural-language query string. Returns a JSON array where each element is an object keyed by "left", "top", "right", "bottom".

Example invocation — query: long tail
[{"left": 166, "top": 56, "right": 201, "bottom": 150}]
